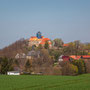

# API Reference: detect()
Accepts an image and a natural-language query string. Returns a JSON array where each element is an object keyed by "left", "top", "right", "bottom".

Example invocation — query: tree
[
  {"left": 74, "top": 40, "right": 80, "bottom": 49},
  {"left": 25, "top": 60, "right": 32, "bottom": 73},
  {"left": 85, "top": 43, "right": 90, "bottom": 50},
  {"left": 14, "top": 59, "right": 19, "bottom": 66},
  {"left": 31, "top": 49, "right": 54, "bottom": 74},
  {"left": 0, "top": 38, "right": 28, "bottom": 58},
  {"left": 44, "top": 41, "right": 49, "bottom": 49},
  {"left": 52, "top": 65, "right": 62, "bottom": 75},
  {"left": 53, "top": 38, "right": 64, "bottom": 48},
  {"left": 63, "top": 42, "right": 76, "bottom": 55},
  {"left": 85, "top": 60, "right": 90, "bottom": 73},
  {"left": 0, "top": 57, "right": 13, "bottom": 74},
  {"left": 60, "top": 62, "right": 78, "bottom": 76},
  {"left": 49, "top": 49, "right": 62, "bottom": 62},
  {"left": 72, "top": 60, "right": 86, "bottom": 74},
  {"left": 38, "top": 44, "right": 43, "bottom": 49},
  {"left": 63, "top": 41, "right": 85, "bottom": 55}
]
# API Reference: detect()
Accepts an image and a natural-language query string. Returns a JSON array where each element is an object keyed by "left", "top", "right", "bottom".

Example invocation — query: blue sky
[{"left": 0, "top": 0, "right": 90, "bottom": 49}]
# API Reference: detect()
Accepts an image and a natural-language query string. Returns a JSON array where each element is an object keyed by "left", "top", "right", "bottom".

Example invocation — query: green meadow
[{"left": 0, "top": 74, "right": 90, "bottom": 90}]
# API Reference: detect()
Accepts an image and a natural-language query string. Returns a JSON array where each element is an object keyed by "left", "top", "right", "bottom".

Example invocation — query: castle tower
[{"left": 36, "top": 31, "right": 42, "bottom": 39}]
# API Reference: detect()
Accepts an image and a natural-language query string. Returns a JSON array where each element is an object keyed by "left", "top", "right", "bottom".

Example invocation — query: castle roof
[
  {"left": 40, "top": 38, "right": 51, "bottom": 45},
  {"left": 29, "top": 36, "right": 51, "bottom": 45}
]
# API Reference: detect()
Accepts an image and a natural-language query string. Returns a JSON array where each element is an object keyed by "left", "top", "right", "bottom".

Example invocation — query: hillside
[{"left": 0, "top": 38, "right": 28, "bottom": 58}]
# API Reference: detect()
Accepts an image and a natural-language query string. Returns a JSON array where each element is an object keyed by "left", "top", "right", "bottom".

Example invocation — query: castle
[{"left": 28, "top": 32, "right": 52, "bottom": 47}]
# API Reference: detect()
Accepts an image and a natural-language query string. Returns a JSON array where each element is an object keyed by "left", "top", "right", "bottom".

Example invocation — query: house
[
  {"left": 15, "top": 53, "right": 26, "bottom": 59},
  {"left": 26, "top": 50, "right": 41, "bottom": 59},
  {"left": 28, "top": 31, "right": 52, "bottom": 48},
  {"left": 58, "top": 55, "right": 64, "bottom": 61},
  {"left": 58, "top": 55, "right": 70, "bottom": 62},
  {"left": 7, "top": 71, "right": 20, "bottom": 75}
]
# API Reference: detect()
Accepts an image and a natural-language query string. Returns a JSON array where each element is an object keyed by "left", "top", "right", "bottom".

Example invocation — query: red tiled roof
[
  {"left": 42, "top": 38, "right": 50, "bottom": 42},
  {"left": 63, "top": 44, "right": 69, "bottom": 47},
  {"left": 40, "top": 38, "right": 51, "bottom": 45},
  {"left": 70, "top": 55, "right": 81, "bottom": 60},
  {"left": 82, "top": 55, "right": 90, "bottom": 59},
  {"left": 70, "top": 55, "right": 90, "bottom": 60}
]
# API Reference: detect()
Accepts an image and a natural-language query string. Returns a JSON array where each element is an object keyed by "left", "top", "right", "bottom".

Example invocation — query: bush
[
  {"left": 60, "top": 62, "right": 78, "bottom": 76},
  {"left": 52, "top": 65, "right": 62, "bottom": 75},
  {"left": 72, "top": 60, "right": 86, "bottom": 74}
]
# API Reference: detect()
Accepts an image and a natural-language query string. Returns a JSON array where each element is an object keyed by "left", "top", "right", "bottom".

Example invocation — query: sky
[{"left": 0, "top": 0, "right": 90, "bottom": 49}]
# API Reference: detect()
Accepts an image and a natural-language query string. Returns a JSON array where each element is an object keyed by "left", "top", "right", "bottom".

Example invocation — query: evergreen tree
[
  {"left": 1, "top": 57, "right": 13, "bottom": 74},
  {"left": 38, "top": 44, "right": 43, "bottom": 49},
  {"left": 44, "top": 41, "right": 49, "bottom": 49},
  {"left": 25, "top": 60, "right": 32, "bottom": 73}
]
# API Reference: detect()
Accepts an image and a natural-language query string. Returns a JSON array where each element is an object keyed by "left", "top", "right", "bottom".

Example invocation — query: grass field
[{"left": 0, "top": 74, "right": 90, "bottom": 90}]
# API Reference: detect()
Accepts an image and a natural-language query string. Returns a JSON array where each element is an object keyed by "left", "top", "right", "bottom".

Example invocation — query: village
[
  {"left": 0, "top": 31, "right": 90, "bottom": 75},
  {"left": 15, "top": 31, "right": 90, "bottom": 61}
]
